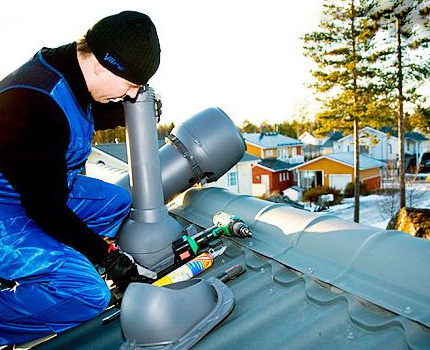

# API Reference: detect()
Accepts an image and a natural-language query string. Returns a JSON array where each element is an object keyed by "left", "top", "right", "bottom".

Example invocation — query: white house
[
  {"left": 202, "top": 153, "right": 260, "bottom": 195},
  {"left": 404, "top": 131, "right": 430, "bottom": 167},
  {"left": 335, "top": 127, "right": 398, "bottom": 164},
  {"left": 298, "top": 131, "right": 319, "bottom": 146}
]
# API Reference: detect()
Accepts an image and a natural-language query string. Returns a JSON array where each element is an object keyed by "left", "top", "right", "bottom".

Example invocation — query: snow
[{"left": 312, "top": 182, "right": 430, "bottom": 229}]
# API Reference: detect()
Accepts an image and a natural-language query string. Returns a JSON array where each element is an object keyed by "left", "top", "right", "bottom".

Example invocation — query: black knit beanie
[{"left": 86, "top": 11, "right": 160, "bottom": 86}]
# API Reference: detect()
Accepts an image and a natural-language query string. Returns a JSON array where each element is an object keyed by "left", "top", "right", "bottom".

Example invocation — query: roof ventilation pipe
[
  {"left": 160, "top": 106, "right": 246, "bottom": 202},
  {"left": 117, "top": 86, "right": 246, "bottom": 271},
  {"left": 118, "top": 86, "right": 183, "bottom": 271},
  {"left": 115, "top": 107, "right": 247, "bottom": 203}
]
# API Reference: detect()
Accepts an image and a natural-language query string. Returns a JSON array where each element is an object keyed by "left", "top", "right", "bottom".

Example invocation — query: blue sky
[{"left": 0, "top": 0, "right": 323, "bottom": 126}]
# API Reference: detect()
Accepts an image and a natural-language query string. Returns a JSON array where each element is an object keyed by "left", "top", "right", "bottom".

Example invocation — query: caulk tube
[{"left": 153, "top": 252, "right": 213, "bottom": 287}]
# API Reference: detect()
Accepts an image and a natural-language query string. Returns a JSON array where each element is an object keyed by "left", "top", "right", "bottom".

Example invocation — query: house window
[
  {"left": 347, "top": 145, "right": 351, "bottom": 152},
  {"left": 287, "top": 172, "right": 290, "bottom": 181},
  {"left": 266, "top": 149, "right": 274, "bottom": 157},
  {"left": 283, "top": 173, "right": 286, "bottom": 181},
  {"left": 279, "top": 148, "right": 286, "bottom": 159},
  {"left": 279, "top": 173, "right": 282, "bottom": 182},
  {"left": 388, "top": 144, "right": 392, "bottom": 154},
  {"left": 359, "top": 145, "right": 369, "bottom": 153},
  {"left": 228, "top": 171, "right": 237, "bottom": 186}
]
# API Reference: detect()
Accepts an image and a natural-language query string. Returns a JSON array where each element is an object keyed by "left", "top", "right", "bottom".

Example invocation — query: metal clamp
[{"left": 166, "top": 134, "right": 207, "bottom": 184}]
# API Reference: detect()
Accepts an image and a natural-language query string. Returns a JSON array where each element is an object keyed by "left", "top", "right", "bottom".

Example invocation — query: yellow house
[
  {"left": 242, "top": 132, "right": 304, "bottom": 162},
  {"left": 290, "top": 152, "right": 386, "bottom": 192}
]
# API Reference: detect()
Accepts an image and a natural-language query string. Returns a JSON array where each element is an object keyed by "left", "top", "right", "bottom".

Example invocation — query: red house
[{"left": 242, "top": 132, "right": 304, "bottom": 196}]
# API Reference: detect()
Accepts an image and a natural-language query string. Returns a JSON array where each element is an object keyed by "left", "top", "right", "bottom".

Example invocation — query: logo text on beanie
[{"left": 103, "top": 53, "right": 125, "bottom": 71}]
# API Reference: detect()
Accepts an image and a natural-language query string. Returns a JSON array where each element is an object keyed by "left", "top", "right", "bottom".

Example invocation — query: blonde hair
[{"left": 76, "top": 37, "right": 93, "bottom": 56}]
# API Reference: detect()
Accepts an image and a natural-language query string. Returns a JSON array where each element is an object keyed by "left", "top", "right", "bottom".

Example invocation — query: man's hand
[{"left": 100, "top": 244, "right": 157, "bottom": 292}]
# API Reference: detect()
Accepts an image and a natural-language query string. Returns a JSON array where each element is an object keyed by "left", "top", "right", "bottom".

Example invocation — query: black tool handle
[{"left": 217, "top": 265, "right": 246, "bottom": 283}]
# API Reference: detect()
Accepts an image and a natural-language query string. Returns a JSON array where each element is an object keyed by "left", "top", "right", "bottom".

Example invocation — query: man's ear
[{"left": 94, "top": 60, "right": 106, "bottom": 76}]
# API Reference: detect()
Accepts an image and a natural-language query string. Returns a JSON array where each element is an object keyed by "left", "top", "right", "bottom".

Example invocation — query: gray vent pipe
[
  {"left": 117, "top": 87, "right": 246, "bottom": 271},
  {"left": 118, "top": 86, "right": 183, "bottom": 271},
  {"left": 115, "top": 107, "right": 247, "bottom": 202}
]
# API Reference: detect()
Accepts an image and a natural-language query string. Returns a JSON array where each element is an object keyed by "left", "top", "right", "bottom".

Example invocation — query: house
[
  {"left": 319, "top": 131, "right": 343, "bottom": 155},
  {"left": 251, "top": 158, "right": 301, "bottom": 196},
  {"left": 299, "top": 131, "right": 322, "bottom": 160},
  {"left": 242, "top": 132, "right": 304, "bottom": 196},
  {"left": 87, "top": 142, "right": 259, "bottom": 196},
  {"left": 40, "top": 186, "right": 430, "bottom": 349},
  {"left": 298, "top": 131, "right": 319, "bottom": 145},
  {"left": 336, "top": 127, "right": 398, "bottom": 165},
  {"left": 404, "top": 132, "right": 430, "bottom": 169},
  {"left": 243, "top": 132, "right": 304, "bottom": 163},
  {"left": 291, "top": 152, "right": 386, "bottom": 192},
  {"left": 203, "top": 152, "right": 260, "bottom": 195}
]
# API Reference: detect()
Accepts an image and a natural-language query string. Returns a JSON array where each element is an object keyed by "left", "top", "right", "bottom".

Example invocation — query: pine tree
[
  {"left": 303, "top": 0, "right": 389, "bottom": 222},
  {"left": 364, "top": 0, "right": 430, "bottom": 208}
]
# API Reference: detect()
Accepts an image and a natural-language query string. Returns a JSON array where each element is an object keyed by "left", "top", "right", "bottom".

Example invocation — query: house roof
[
  {"left": 291, "top": 152, "right": 386, "bottom": 171},
  {"left": 321, "top": 131, "right": 343, "bottom": 148},
  {"left": 242, "top": 132, "right": 302, "bottom": 148},
  {"left": 379, "top": 128, "right": 428, "bottom": 141},
  {"left": 38, "top": 187, "right": 430, "bottom": 350},
  {"left": 93, "top": 143, "right": 259, "bottom": 165},
  {"left": 405, "top": 132, "right": 428, "bottom": 142},
  {"left": 255, "top": 159, "right": 303, "bottom": 172}
]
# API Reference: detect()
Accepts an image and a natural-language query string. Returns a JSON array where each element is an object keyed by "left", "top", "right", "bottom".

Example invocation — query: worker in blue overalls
[{"left": 0, "top": 11, "right": 160, "bottom": 345}]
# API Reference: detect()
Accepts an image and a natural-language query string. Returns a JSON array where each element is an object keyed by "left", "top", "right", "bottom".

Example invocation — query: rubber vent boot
[{"left": 120, "top": 277, "right": 234, "bottom": 349}]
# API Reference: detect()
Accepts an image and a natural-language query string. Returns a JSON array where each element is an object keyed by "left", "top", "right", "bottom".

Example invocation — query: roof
[
  {"left": 284, "top": 185, "right": 304, "bottom": 192},
  {"left": 239, "top": 153, "right": 260, "bottom": 162},
  {"left": 291, "top": 152, "right": 386, "bottom": 171},
  {"left": 35, "top": 188, "right": 430, "bottom": 349},
  {"left": 242, "top": 132, "right": 303, "bottom": 148},
  {"left": 93, "top": 143, "right": 129, "bottom": 163},
  {"left": 405, "top": 132, "right": 428, "bottom": 142},
  {"left": 379, "top": 128, "right": 428, "bottom": 141},
  {"left": 93, "top": 143, "right": 259, "bottom": 165},
  {"left": 255, "top": 159, "right": 303, "bottom": 172},
  {"left": 321, "top": 131, "right": 343, "bottom": 148}
]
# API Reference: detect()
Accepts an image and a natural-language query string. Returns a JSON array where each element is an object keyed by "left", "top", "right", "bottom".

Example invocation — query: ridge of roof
[{"left": 171, "top": 187, "right": 430, "bottom": 330}]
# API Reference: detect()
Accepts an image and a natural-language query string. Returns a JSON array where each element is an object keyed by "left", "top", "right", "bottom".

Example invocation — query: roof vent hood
[
  {"left": 117, "top": 86, "right": 245, "bottom": 271},
  {"left": 115, "top": 108, "right": 246, "bottom": 203}
]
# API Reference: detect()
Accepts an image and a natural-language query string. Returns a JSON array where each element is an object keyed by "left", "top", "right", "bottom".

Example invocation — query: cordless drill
[{"left": 171, "top": 212, "right": 251, "bottom": 265}]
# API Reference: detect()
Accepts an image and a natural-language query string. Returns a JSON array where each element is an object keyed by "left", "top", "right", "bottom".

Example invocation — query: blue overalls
[{"left": 0, "top": 51, "right": 132, "bottom": 345}]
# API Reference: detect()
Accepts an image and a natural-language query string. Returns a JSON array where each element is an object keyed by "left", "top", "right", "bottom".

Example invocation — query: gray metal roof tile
[
  {"left": 171, "top": 188, "right": 430, "bottom": 330},
  {"left": 36, "top": 187, "right": 430, "bottom": 349}
]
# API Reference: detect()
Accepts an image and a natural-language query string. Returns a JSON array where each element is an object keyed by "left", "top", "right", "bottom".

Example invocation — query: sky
[{"left": 0, "top": 0, "right": 324, "bottom": 126}]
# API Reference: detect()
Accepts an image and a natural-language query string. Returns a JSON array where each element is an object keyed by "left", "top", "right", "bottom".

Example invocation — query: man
[{"left": 0, "top": 11, "right": 160, "bottom": 345}]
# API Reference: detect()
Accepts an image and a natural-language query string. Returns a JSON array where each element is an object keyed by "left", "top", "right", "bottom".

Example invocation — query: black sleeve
[
  {"left": 0, "top": 89, "right": 109, "bottom": 264},
  {"left": 92, "top": 101, "right": 125, "bottom": 131}
]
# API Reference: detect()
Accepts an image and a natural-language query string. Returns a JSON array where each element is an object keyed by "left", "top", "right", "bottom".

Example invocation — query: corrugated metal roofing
[
  {"left": 33, "top": 188, "right": 430, "bottom": 349},
  {"left": 243, "top": 133, "right": 303, "bottom": 148}
]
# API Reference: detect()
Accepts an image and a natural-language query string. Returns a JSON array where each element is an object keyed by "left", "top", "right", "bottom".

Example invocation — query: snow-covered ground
[{"left": 315, "top": 183, "right": 430, "bottom": 229}]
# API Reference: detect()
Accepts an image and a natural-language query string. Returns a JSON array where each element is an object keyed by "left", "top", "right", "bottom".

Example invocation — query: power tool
[{"left": 171, "top": 212, "right": 251, "bottom": 266}]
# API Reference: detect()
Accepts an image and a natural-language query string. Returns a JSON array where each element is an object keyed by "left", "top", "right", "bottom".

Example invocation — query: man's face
[{"left": 90, "top": 67, "right": 141, "bottom": 103}]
